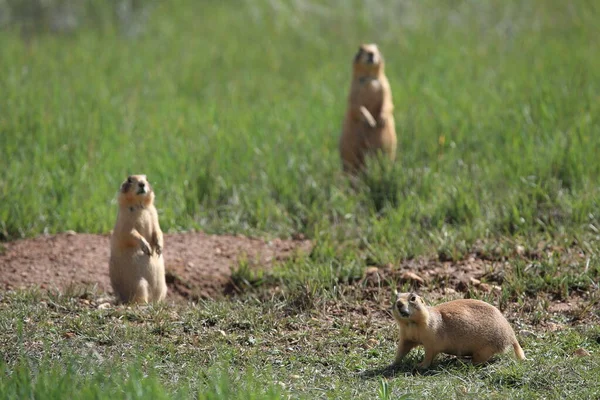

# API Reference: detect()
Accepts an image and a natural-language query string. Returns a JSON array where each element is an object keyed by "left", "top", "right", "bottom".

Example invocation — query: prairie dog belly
[
  {"left": 352, "top": 78, "right": 382, "bottom": 105},
  {"left": 365, "top": 78, "right": 381, "bottom": 90},
  {"left": 134, "top": 209, "right": 155, "bottom": 239}
]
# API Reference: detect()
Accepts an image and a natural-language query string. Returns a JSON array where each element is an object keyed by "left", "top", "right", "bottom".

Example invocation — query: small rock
[
  {"left": 546, "top": 322, "right": 564, "bottom": 332},
  {"left": 443, "top": 287, "right": 457, "bottom": 295},
  {"left": 401, "top": 271, "right": 425, "bottom": 285},
  {"left": 97, "top": 302, "right": 111, "bottom": 310},
  {"left": 469, "top": 277, "right": 481, "bottom": 286},
  {"left": 96, "top": 296, "right": 112, "bottom": 304},
  {"left": 65, "top": 230, "right": 77, "bottom": 236},
  {"left": 186, "top": 262, "right": 194, "bottom": 269},
  {"left": 365, "top": 266, "right": 380, "bottom": 275},
  {"left": 573, "top": 348, "right": 591, "bottom": 357},
  {"left": 290, "top": 374, "right": 301, "bottom": 380},
  {"left": 215, "top": 248, "right": 222, "bottom": 255},
  {"left": 479, "top": 283, "right": 492, "bottom": 292},
  {"left": 548, "top": 302, "right": 572, "bottom": 313},
  {"left": 516, "top": 245, "right": 525, "bottom": 255}
]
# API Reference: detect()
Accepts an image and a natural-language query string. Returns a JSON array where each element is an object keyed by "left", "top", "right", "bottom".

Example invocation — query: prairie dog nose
[
  {"left": 396, "top": 301, "right": 410, "bottom": 317},
  {"left": 136, "top": 181, "right": 147, "bottom": 194}
]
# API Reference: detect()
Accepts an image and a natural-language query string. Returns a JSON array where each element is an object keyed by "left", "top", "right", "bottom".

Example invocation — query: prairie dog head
[
  {"left": 392, "top": 292, "right": 426, "bottom": 323},
  {"left": 353, "top": 44, "right": 384, "bottom": 77},
  {"left": 118, "top": 174, "right": 154, "bottom": 209}
]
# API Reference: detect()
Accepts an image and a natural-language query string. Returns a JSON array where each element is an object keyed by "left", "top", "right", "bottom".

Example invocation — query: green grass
[
  {"left": 2, "top": 0, "right": 600, "bottom": 250},
  {"left": 2, "top": 0, "right": 600, "bottom": 398},
  {"left": 0, "top": 290, "right": 599, "bottom": 399}
]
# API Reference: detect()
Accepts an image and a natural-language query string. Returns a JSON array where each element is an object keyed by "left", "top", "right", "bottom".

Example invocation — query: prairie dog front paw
[
  {"left": 360, "top": 106, "right": 376, "bottom": 128},
  {"left": 140, "top": 239, "right": 152, "bottom": 256}
]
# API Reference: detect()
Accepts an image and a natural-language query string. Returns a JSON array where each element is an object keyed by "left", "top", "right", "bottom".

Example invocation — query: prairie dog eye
[{"left": 409, "top": 295, "right": 417, "bottom": 303}]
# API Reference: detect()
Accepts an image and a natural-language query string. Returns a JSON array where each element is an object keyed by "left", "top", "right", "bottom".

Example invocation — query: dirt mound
[{"left": 0, "top": 231, "right": 312, "bottom": 301}]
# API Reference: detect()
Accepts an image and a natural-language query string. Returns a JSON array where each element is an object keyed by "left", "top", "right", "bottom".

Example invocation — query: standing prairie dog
[
  {"left": 339, "top": 43, "right": 397, "bottom": 173},
  {"left": 391, "top": 293, "right": 525, "bottom": 369},
  {"left": 109, "top": 174, "right": 167, "bottom": 304}
]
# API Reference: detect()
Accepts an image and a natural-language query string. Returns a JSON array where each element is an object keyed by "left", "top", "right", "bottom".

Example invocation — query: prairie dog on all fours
[
  {"left": 391, "top": 293, "right": 525, "bottom": 369},
  {"left": 339, "top": 43, "right": 397, "bottom": 173},
  {"left": 109, "top": 174, "right": 167, "bottom": 304}
]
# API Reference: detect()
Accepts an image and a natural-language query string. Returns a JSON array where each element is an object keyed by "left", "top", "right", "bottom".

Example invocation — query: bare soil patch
[
  {"left": 0, "top": 231, "right": 312, "bottom": 301},
  {"left": 1, "top": 233, "right": 597, "bottom": 327}
]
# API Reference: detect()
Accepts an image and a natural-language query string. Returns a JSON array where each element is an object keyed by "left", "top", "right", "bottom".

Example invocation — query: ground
[
  {"left": 0, "top": 231, "right": 311, "bottom": 301},
  {"left": 1, "top": 232, "right": 596, "bottom": 329}
]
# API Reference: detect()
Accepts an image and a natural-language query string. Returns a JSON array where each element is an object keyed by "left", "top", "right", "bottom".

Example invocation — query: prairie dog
[
  {"left": 109, "top": 175, "right": 167, "bottom": 304},
  {"left": 339, "top": 43, "right": 397, "bottom": 173},
  {"left": 391, "top": 293, "right": 525, "bottom": 369}
]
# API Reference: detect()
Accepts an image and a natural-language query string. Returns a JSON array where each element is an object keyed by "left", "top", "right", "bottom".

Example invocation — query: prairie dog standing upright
[
  {"left": 109, "top": 175, "right": 167, "bottom": 304},
  {"left": 391, "top": 293, "right": 525, "bottom": 368},
  {"left": 339, "top": 43, "right": 397, "bottom": 173}
]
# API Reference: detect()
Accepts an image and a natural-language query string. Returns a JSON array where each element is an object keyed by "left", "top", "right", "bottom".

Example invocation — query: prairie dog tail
[{"left": 513, "top": 341, "right": 526, "bottom": 360}]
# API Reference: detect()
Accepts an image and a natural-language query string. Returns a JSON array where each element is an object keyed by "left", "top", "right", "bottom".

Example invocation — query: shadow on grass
[{"left": 358, "top": 357, "right": 495, "bottom": 379}]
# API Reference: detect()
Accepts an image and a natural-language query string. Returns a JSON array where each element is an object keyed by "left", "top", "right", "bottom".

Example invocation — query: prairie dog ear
[
  {"left": 354, "top": 47, "right": 363, "bottom": 62},
  {"left": 392, "top": 288, "right": 399, "bottom": 303}
]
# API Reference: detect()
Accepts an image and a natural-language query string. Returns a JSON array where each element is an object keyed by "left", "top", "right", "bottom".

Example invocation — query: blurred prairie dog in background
[
  {"left": 391, "top": 293, "right": 525, "bottom": 369},
  {"left": 109, "top": 174, "right": 167, "bottom": 304},
  {"left": 339, "top": 43, "right": 397, "bottom": 174}
]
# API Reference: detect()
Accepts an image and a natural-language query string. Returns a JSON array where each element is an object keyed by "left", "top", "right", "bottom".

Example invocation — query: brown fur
[
  {"left": 109, "top": 174, "right": 167, "bottom": 304},
  {"left": 391, "top": 293, "right": 525, "bottom": 369},
  {"left": 339, "top": 43, "right": 397, "bottom": 173}
]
